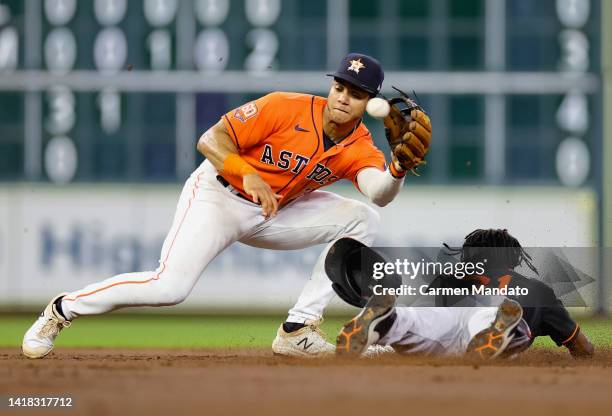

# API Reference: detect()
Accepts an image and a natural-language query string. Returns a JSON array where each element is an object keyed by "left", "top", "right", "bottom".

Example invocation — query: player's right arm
[
  {"left": 356, "top": 167, "right": 404, "bottom": 207},
  {"left": 197, "top": 120, "right": 281, "bottom": 218},
  {"left": 343, "top": 137, "right": 404, "bottom": 207}
]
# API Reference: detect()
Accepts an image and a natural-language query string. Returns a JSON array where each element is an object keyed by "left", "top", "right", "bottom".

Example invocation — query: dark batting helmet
[{"left": 324, "top": 238, "right": 400, "bottom": 307}]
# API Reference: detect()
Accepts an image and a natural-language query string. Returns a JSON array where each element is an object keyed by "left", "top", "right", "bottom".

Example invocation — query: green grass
[
  {"left": 0, "top": 314, "right": 349, "bottom": 349},
  {"left": 531, "top": 318, "right": 612, "bottom": 349},
  {"left": 2, "top": 314, "right": 611, "bottom": 350}
]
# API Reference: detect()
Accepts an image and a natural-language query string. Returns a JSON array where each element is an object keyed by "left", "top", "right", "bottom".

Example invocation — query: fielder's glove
[{"left": 383, "top": 89, "right": 432, "bottom": 174}]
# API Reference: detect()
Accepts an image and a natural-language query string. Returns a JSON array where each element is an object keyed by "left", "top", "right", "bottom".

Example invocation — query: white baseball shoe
[
  {"left": 22, "top": 294, "right": 71, "bottom": 359},
  {"left": 271, "top": 319, "right": 335, "bottom": 358}
]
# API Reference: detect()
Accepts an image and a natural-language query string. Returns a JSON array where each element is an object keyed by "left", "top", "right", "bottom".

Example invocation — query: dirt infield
[{"left": 2, "top": 348, "right": 612, "bottom": 416}]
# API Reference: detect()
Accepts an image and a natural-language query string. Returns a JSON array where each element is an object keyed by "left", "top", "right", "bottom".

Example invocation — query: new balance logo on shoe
[
  {"left": 272, "top": 322, "right": 335, "bottom": 357},
  {"left": 297, "top": 337, "right": 314, "bottom": 350}
]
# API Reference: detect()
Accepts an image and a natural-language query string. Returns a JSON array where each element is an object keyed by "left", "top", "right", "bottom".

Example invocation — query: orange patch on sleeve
[{"left": 233, "top": 102, "right": 259, "bottom": 123}]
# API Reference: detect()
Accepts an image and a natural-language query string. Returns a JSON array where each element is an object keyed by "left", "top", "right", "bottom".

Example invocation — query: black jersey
[{"left": 428, "top": 270, "right": 579, "bottom": 346}]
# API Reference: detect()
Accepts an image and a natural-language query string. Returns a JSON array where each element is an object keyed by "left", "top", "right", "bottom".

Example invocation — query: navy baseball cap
[{"left": 327, "top": 53, "right": 384, "bottom": 96}]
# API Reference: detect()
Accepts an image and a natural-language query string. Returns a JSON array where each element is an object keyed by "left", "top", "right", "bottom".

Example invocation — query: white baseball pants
[
  {"left": 61, "top": 160, "right": 380, "bottom": 322},
  {"left": 378, "top": 307, "right": 499, "bottom": 355}
]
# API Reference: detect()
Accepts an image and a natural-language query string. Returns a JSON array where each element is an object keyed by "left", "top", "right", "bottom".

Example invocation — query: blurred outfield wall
[
  {"left": 0, "top": 183, "right": 596, "bottom": 312},
  {"left": 0, "top": 1, "right": 605, "bottom": 315}
]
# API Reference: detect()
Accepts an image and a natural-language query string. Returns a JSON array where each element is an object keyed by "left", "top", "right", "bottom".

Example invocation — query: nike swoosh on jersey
[{"left": 294, "top": 124, "right": 310, "bottom": 133}]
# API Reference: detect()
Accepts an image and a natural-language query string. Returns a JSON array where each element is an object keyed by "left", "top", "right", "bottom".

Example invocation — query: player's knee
[
  {"left": 152, "top": 277, "right": 192, "bottom": 306},
  {"left": 157, "top": 291, "right": 188, "bottom": 306}
]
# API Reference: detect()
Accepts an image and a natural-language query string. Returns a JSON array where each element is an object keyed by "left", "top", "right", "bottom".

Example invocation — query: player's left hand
[{"left": 243, "top": 173, "right": 282, "bottom": 218}]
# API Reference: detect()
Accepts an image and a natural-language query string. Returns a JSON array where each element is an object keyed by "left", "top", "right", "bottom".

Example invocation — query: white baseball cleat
[
  {"left": 22, "top": 294, "right": 71, "bottom": 359},
  {"left": 272, "top": 319, "right": 335, "bottom": 358}
]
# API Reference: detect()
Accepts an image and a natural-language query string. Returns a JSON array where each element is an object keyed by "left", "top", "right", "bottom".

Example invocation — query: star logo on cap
[{"left": 347, "top": 58, "right": 366, "bottom": 74}]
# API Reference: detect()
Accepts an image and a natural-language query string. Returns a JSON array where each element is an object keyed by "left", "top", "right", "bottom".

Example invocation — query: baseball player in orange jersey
[{"left": 22, "top": 53, "right": 432, "bottom": 358}]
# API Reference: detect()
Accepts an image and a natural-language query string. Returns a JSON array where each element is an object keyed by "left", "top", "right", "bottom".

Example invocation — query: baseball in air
[{"left": 366, "top": 97, "right": 390, "bottom": 118}]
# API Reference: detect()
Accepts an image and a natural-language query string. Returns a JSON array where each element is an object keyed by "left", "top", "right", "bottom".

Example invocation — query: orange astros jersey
[{"left": 221, "top": 91, "right": 386, "bottom": 206}]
